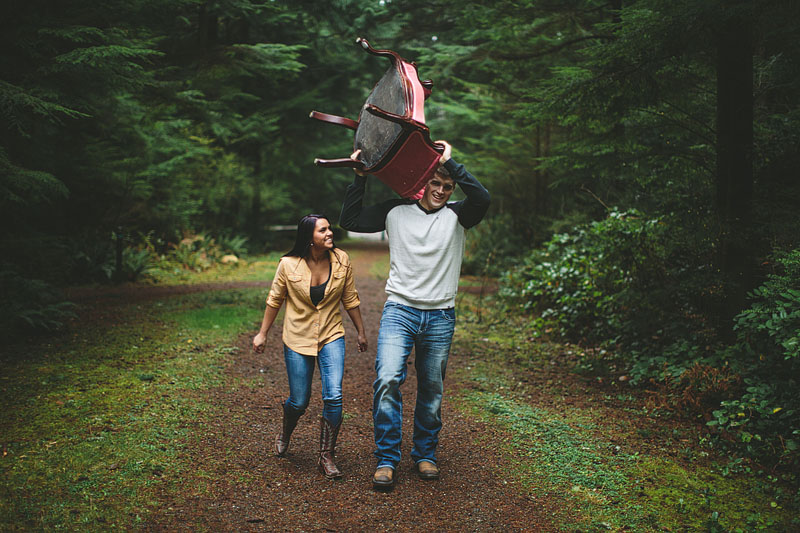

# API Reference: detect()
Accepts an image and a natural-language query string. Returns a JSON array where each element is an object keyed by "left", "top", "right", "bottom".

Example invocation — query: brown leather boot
[
  {"left": 275, "top": 402, "right": 302, "bottom": 456},
  {"left": 372, "top": 466, "right": 394, "bottom": 491},
  {"left": 318, "top": 416, "right": 342, "bottom": 479},
  {"left": 416, "top": 460, "right": 440, "bottom": 480}
]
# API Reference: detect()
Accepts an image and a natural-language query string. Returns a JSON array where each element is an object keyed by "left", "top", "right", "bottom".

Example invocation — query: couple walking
[{"left": 252, "top": 141, "right": 490, "bottom": 490}]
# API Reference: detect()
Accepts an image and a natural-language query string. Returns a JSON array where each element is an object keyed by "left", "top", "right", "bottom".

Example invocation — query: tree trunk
[
  {"left": 716, "top": 7, "right": 754, "bottom": 333},
  {"left": 198, "top": 4, "right": 218, "bottom": 49},
  {"left": 535, "top": 124, "right": 550, "bottom": 223}
]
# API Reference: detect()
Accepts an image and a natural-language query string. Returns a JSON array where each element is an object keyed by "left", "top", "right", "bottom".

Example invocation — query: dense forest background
[{"left": 2, "top": 0, "right": 798, "bottom": 473}]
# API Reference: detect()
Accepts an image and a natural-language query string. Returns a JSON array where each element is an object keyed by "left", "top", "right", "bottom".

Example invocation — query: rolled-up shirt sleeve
[
  {"left": 266, "top": 259, "right": 287, "bottom": 309},
  {"left": 340, "top": 262, "right": 360, "bottom": 310}
]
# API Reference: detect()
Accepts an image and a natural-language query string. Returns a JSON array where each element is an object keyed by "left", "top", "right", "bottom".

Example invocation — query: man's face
[{"left": 420, "top": 173, "right": 455, "bottom": 211}]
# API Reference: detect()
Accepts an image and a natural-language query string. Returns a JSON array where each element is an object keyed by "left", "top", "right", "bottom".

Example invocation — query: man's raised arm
[
  {"left": 339, "top": 173, "right": 404, "bottom": 233},
  {"left": 444, "top": 159, "right": 491, "bottom": 229}
]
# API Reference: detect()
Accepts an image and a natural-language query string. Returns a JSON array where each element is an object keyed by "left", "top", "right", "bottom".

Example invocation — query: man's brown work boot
[
  {"left": 372, "top": 466, "right": 394, "bottom": 491},
  {"left": 415, "top": 460, "right": 439, "bottom": 480}
]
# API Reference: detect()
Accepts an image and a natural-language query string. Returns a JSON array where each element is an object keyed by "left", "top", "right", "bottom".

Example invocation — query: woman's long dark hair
[{"left": 283, "top": 214, "right": 336, "bottom": 258}]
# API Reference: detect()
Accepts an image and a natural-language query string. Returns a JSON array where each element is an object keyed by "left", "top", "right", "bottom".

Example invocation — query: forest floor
[{"left": 2, "top": 241, "right": 795, "bottom": 531}]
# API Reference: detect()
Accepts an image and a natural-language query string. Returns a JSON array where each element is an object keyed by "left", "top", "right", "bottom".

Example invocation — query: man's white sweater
[{"left": 385, "top": 202, "right": 465, "bottom": 309}]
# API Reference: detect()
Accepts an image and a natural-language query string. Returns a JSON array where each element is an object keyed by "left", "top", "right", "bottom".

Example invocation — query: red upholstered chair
[{"left": 310, "top": 38, "right": 443, "bottom": 199}]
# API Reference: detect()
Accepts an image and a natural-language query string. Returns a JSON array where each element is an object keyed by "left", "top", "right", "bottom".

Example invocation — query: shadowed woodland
[{"left": 1, "top": 0, "right": 799, "bottom": 530}]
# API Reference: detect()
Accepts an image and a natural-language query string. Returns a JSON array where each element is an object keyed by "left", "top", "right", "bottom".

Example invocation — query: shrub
[
  {"left": 68, "top": 232, "right": 118, "bottom": 282},
  {"left": 217, "top": 233, "right": 249, "bottom": 257},
  {"left": 0, "top": 267, "right": 76, "bottom": 338},
  {"left": 121, "top": 247, "right": 157, "bottom": 281},
  {"left": 462, "top": 213, "right": 528, "bottom": 276},
  {"left": 500, "top": 209, "right": 694, "bottom": 349},
  {"left": 502, "top": 211, "right": 799, "bottom": 468},
  {"left": 733, "top": 250, "right": 800, "bottom": 361},
  {"left": 169, "top": 234, "right": 218, "bottom": 271},
  {"left": 644, "top": 363, "right": 743, "bottom": 414},
  {"left": 706, "top": 250, "right": 800, "bottom": 467}
]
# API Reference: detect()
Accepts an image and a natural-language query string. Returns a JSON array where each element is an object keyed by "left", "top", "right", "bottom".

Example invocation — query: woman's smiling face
[{"left": 312, "top": 218, "right": 334, "bottom": 250}]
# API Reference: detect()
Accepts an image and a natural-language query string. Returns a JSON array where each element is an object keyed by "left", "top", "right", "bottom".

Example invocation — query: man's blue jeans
[
  {"left": 283, "top": 337, "right": 345, "bottom": 426},
  {"left": 373, "top": 301, "right": 455, "bottom": 469}
]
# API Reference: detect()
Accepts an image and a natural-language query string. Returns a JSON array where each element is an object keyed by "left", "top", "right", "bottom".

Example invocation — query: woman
[{"left": 253, "top": 214, "right": 368, "bottom": 479}]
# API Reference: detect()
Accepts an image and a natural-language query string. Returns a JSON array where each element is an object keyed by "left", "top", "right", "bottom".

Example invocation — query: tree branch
[{"left": 495, "top": 35, "right": 616, "bottom": 61}]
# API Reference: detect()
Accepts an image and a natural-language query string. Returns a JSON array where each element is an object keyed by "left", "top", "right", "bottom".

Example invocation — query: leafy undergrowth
[
  {"left": 143, "top": 252, "right": 281, "bottom": 285},
  {"left": 149, "top": 245, "right": 385, "bottom": 286},
  {"left": 451, "top": 291, "right": 799, "bottom": 532},
  {"left": 0, "top": 288, "right": 266, "bottom": 530}
]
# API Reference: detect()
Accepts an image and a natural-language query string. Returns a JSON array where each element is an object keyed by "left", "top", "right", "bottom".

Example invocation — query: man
[{"left": 339, "top": 141, "right": 490, "bottom": 490}]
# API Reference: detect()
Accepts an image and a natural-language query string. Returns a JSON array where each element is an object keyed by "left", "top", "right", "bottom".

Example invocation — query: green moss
[
  {"left": 459, "top": 391, "right": 640, "bottom": 531},
  {"left": 0, "top": 287, "right": 265, "bottom": 530},
  {"left": 638, "top": 458, "right": 795, "bottom": 531},
  {"left": 458, "top": 389, "right": 794, "bottom": 531}
]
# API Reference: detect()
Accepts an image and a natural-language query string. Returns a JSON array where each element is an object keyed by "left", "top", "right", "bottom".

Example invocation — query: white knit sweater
[{"left": 384, "top": 203, "right": 465, "bottom": 309}]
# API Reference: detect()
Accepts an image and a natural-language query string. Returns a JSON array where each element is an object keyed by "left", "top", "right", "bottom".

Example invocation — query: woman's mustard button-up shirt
[{"left": 266, "top": 249, "right": 360, "bottom": 356}]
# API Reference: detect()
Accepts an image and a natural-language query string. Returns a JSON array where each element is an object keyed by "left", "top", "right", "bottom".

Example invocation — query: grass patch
[
  {"left": 0, "top": 288, "right": 264, "bottom": 530},
  {"left": 451, "top": 291, "right": 799, "bottom": 532},
  {"left": 146, "top": 253, "right": 282, "bottom": 285},
  {"left": 368, "top": 253, "right": 390, "bottom": 280}
]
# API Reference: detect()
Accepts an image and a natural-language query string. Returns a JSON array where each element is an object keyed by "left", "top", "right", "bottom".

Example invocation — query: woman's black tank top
[{"left": 310, "top": 264, "right": 331, "bottom": 306}]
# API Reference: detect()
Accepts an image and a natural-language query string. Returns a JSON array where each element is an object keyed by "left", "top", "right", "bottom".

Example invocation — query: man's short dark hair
[{"left": 434, "top": 164, "right": 451, "bottom": 179}]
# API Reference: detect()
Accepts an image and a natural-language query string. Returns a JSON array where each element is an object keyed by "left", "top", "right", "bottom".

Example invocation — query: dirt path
[{"left": 142, "top": 241, "right": 554, "bottom": 531}]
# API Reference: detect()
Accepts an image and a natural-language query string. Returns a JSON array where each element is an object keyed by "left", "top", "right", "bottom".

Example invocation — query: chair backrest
[{"left": 310, "top": 38, "right": 442, "bottom": 199}]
